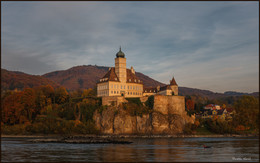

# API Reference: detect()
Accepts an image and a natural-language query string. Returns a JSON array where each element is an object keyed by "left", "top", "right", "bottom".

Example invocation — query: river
[{"left": 1, "top": 137, "right": 259, "bottom": 162}]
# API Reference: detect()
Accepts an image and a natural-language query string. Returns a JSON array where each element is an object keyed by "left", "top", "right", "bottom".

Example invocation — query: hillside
[
  {"left": 42, "top": 65, "right": 165, "bottom": 90},
  {"left": 2, "top": 66, "right": 258, "bottom": 99},
  {"left": 1, "top": 69, "right": 59, "bottom": 90}
]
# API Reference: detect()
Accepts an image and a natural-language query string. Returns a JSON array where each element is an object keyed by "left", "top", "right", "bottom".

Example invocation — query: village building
[{"left": 204, "top": 104, "right": 221, "bottom": 110}]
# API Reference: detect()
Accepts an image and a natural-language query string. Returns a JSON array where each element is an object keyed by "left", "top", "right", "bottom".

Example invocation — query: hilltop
[
  {"left": 42, "top": 65, "right": 166, "bottom": 90},
  {"left": 1, "top": 66, "right": 258, "bottom": 99},
  {"left": 1, "top": 68, "right": 59, "bottom": 90}
]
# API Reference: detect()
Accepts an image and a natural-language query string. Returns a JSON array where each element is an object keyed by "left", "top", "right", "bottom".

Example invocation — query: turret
[{"left": 170, "top": 76, "right": 178, "bottom": 95}]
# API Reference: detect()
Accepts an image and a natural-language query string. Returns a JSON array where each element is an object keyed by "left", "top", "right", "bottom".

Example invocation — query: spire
[
  {"left": 120, "top": 46, "right": 121, "bottom": 51},
  {"left": 170, "top": 76, "right": 178, "bottom": 86}
]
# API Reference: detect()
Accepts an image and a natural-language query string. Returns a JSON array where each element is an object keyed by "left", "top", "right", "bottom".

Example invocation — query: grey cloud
[{"left": 1, "top": 1, "right": 258, "bottom": 93}]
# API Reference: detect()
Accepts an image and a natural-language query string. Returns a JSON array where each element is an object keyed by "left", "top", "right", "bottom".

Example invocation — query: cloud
[{"left": 1, "top": 1, "right": 258, "bottom": 93}]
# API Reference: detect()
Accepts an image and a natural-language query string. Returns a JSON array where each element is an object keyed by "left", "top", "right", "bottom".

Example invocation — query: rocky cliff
[{"left": 93, "top": 95, "right": 195, "bottom": 135}]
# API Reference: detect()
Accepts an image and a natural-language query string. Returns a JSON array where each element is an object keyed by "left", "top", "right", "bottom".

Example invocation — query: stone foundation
[
  {"left": 102, "top": 96, "right": 128, "bottom": 106},
  {"left": 94, "top": 94, "right": 195, "bottom": 135}
]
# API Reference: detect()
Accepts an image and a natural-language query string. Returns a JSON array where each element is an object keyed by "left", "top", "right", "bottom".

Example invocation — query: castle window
[
  {"left": 111, "top": 85, "right": 113, "bottom": 88},
  {"left": 133, "top": 86, "right": 135, "bottom": 89},
  {"left": 128, "top": 86, "right": 129, "bottom": 89},
  {"left": 134, "top": 79, "right": 136, "bottom": 82},
  {"left": 128, "top": 92, "right": 129, "bottom": 95},
  {"left": 130, "top": 92, "right": 132, "bottom": 95},
  {"left": 115, "top": 78, "right": 117, "bottom": 80},
  {"left": 129, "top": 79, "right": 131, "bottom": 82},
  {"left": 111, "top": 91, "right": 113, "bottom": 94},
  {"left": 114, "top": 91, "right": 116, "bottom": 94},
  {"left": 117, "top": 91, "right": 119, "bottom": 94}
]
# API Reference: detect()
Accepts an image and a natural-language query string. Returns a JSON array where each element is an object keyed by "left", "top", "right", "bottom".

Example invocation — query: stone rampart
[
  {"left": 102, "top": 96, "right": 128, "bottom": 106},
  {"left": 153, "top": 95, "right": 185, "bottom": 115},
  {"left": 94, "top": 94, "right": 195, "bottom": 135}
]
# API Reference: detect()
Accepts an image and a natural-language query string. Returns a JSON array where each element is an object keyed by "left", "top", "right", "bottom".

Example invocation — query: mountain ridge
[{"left": 1, "top": 66, "right": 258, "bottom": 99}]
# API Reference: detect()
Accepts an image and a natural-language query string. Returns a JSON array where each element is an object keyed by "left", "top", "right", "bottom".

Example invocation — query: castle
[
  {"left": 95, "top": 48, "right": 195, "bottom": 134},
  {"left": 97, "top": 48, "right": 178, "bottom": 98}
]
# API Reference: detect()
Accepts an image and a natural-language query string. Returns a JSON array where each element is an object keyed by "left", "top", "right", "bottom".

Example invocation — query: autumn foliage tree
[
  {"left": 186, "top": 99, "right": 195, "bottom": 111},
  {"left": 233, "top": 95, "right": 259, "bottom": 130}
]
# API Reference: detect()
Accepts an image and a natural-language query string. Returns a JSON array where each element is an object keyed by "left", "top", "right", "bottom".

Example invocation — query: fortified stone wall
[
  {"left": 94, "top": 94, "right": 195, "bottom": 135},
  {"left": 153, "top": 95, "right": 185, "bottom": 115},
  {"left": 102, "top": 96, "right": 128, "bottom": 106}
]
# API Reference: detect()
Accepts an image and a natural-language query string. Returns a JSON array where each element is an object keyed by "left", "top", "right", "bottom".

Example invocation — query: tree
[
  {"left": 54, "top": 87, "right": 68, "bottom": 104},
  {"left": 20, "top": 88, "right": 37, "bottom": 122},
  {"left": 2, "top": 92, "right": 23, "bottom": 124},
  {"left": 233, "top": 95, "right": 259, "bottom": 129},
  {"left": 186, "top": 99, "right": 195, "bottom": 111}
]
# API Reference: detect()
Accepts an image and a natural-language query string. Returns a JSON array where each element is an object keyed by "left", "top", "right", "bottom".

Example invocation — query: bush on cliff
[
  {"left": 145, "top": 95, "right": 154, "bottom": 109},
  {"left": 125, "top": 98, "right": 142, "bottom": 105},
  {"left": 122, "top": 102, "right": 151, "bottom": 117}
]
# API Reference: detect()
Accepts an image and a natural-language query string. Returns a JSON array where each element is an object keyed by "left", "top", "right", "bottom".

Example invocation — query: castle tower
[
  {"left": 115, "top": 47, "right": 126, "bottom": 83},
  {"left": 170, "top": 76, "right": 178, "bottom": 95}
]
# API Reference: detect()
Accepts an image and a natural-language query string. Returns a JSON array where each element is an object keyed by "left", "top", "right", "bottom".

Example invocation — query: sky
[{"left": 1, "top": 1, "right": 259, "bottom": 93}]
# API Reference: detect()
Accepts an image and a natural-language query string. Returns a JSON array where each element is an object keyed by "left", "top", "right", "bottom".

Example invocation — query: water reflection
[{"left": 1, "top": 137, "right": 259, "bottom": 162}]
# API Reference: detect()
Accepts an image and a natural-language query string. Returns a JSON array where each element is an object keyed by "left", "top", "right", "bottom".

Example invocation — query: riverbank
[{"left": 1, "top": 134, "right": 258, "bottom": 138}]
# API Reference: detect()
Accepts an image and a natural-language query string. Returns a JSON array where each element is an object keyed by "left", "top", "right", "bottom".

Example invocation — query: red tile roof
[
  {"left": 98, "top": 67, "right": 120, "bottom": 83},
  {"left": 170, "top": 77, "right": 178, "bottom": 86},
  {"left": 126, "top": 69, "right": 143, "bottom": 84},
  {"left": 98, "top": 67, "right": 143, "bottom": 84},
  {"left": 159, "top": 85, "right": 172, "bottom": 91}
]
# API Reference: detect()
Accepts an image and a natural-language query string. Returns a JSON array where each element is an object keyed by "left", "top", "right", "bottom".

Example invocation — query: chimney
[{"left": 131, "top": 66, "right": 135, "bottom": 74}]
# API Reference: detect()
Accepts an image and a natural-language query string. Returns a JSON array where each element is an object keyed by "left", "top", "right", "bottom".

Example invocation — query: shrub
[
  {"left": 145, "top": 95, "right": 154, "bottom": 109},
  {"left": 126, "top": 98, "right": 142, "bottom": 105}
]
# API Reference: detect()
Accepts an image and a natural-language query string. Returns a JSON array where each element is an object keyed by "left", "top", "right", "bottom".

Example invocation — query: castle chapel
[{"left": 97, "top": 48, "right": 178, "bottom": 98}]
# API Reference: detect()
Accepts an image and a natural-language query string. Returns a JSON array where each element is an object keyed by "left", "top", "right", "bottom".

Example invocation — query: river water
[{"left": 1, "top": 137, "right": 259, "bottom": 162}]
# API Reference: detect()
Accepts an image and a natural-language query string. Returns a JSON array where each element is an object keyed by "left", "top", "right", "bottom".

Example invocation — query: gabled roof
[
  {"left": 126, "top": 69, "right": 143, "bottom": 84},
  {"left": 170, "top": 76, "right": 178, "bottom": 86},
  {"left": 98, "top": 67, "right": 143, "bottom": 84},
  {"left": 160, "top": 85, "right": 172, "bottom": 91},
  {"left": 98, "top": 67, "right": 120, "bottom": 83}
]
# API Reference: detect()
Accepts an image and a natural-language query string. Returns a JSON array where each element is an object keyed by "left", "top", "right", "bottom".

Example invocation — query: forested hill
[
  {"left": 1, "top": 66, "right": 258, "bottom": 99},
  {"left": 42, "top": 65, "right": 166, "bottom": 90},
  {"left": 1, "top": 68, "right": 59, "bottom": 90}
]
